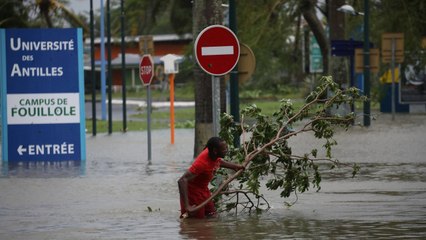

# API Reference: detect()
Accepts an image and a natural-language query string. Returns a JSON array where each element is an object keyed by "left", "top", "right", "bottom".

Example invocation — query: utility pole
[
  {"left": 229, "top": 0, "right": 240, "bottom": 147},
  {"left": 363, "top": 0, "right": 371, "bottom": 126}
]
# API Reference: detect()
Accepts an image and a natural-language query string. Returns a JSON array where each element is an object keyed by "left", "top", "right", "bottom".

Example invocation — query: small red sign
[
  {"left": 139, "top": 54, "right": 154, "bottom": 85},
  {"left": 194, "top": 25, "right": 240, "bottom": 76}
]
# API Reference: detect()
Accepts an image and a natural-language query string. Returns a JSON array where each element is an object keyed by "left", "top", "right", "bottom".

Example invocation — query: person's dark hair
[{"left": 205, "top": 137, "right": 223, "bottom": 153}]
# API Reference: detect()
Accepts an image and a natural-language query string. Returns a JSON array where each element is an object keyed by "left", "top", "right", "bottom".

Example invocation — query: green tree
[
  {"left": 342, "top": 0, "right": 426, "bottom": 101},
  {"left": 192, "top": 0, "right": 226, "bottom": 156},
  {"left": 235, "top": 0, "right": 331, "bottom": 88},
  {"left": 345, "top": 0, "right": 426, "bottom": 54},
  {"left": 0, "top": 0, "right": 29, "bottom": 27},
  {"left": 170, "top": 0, "right": 192, "bottom": 35},
  {"left": 237, "top": 0, "right": 301, "bottom": 88},
  {"left": 108, "top": 0, "right": 169, "bottom": 36},
  {"left": 373, "top": 0, "right": 425, "bottom": 65},
  {"left": 108, "top": 0, "right": 192, "bottom": 36},
  {"left": 0, "top": 0, "right": 90, "bottom": 35},
  {"left": 33, "top": 0, "right": 89, "bottom": 33}
]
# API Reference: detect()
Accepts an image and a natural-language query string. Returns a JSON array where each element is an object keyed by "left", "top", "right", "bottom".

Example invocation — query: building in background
[{"left": 83, "top": 34, "right": 191, "bottom": 92}]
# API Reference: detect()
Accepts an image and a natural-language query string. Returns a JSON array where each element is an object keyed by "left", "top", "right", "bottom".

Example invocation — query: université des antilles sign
[{"left": 0, "top": 28, "right": 86, "bottom": 164}]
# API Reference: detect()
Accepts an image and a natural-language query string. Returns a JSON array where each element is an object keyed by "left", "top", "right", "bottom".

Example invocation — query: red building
[{"left": 84, "top": 34, "right": 192, "bottom": 90}]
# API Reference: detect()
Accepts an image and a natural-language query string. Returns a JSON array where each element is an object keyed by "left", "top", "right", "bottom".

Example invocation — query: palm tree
[
  {"left": 299, "top": 0, "right": 329, "bottom": 74},
  {"left": 192, "top": 0, "right": 224, "bottom": 156},
  {"left": 0, "top": 0, "right": 29, "bottom": 27},
  {"left": 35, "top": 0, "right": 89, "bottom": 34}
]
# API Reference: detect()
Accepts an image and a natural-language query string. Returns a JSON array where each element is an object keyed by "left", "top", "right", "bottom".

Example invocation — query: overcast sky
[{"left": 67, "top": 0, "right": 99, "bottom": 16}]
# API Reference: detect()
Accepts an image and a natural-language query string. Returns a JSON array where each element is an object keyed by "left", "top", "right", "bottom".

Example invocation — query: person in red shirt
[{"left": 178, "top": 137, "right": 244, "bottom": 218}]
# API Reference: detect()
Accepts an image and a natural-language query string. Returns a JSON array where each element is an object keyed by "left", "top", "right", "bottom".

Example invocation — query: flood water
[{"left": 1, "top": 116, "right": 426, "bottom": 239}]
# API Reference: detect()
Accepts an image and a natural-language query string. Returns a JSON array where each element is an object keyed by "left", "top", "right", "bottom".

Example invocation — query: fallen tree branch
[
  {"left": 220, "top": 189, "right": 271, "bottom": 213},
  {"left": 189, "top": 76, "right": 363, "bottom": 213}
]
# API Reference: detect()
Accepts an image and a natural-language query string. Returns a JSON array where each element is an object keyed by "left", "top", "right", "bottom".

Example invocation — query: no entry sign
[
  {"left": 139, "top": 54, "right": 154, "bottom": 85},
  {"left": 194, "top": 25, "right": 240, "bottom": 76}
]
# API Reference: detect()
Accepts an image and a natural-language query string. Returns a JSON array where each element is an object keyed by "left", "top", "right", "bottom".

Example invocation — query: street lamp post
[
  {"left": 337, "top": 1, "right": 370, "bottom": 126},
  {"left": 229, "top": 0, "right": 240, "bottom": 146},
  {"left": 362, "top": 0, "right": 370, "bottom": 126},
  {"left": 90, "top": 0, "right": 96, "bottom": 136}
]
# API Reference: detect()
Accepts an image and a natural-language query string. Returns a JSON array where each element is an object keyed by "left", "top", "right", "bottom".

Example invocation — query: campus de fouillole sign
[{"left": 0, "top": 28, "right": 86, "bottom": 163}]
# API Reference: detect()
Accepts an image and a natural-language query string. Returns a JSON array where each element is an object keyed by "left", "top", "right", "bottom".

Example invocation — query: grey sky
[{"left": 67, "top": 0, "right": 99, "bottom": 16}]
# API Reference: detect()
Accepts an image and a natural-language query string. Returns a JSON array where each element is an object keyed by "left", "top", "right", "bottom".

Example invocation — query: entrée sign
[{"left": 0, "top": 28, "right": 86, "bottom": 163}]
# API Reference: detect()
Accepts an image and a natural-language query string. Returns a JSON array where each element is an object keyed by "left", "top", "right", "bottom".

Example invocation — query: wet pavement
[{"left": 0, "top": 112, "right": 425, "bottom": 239}]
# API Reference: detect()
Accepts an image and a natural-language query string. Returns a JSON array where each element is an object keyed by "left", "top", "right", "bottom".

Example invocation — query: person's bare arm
[
  {"left": 220, "top": 160, "right": 244, "bottom": 172},
  {"left": 178, "top": 171, "right": 197, "bottom": 213}
]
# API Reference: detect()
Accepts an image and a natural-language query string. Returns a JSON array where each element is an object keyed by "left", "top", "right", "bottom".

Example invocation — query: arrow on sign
[{"left": 17, "top": 145, "right": 27, "bottom": 155}]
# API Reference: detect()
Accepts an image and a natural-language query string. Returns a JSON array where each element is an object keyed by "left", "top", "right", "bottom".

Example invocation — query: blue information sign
[
  {"left": 0, "top": 28, "right": 86, "bottom": 163},
  {"left": 309, "top": 34, "right": 323, "bottom": 73},
  {"left": 331, "top": 39, "right": 372, "bottom": 57}
]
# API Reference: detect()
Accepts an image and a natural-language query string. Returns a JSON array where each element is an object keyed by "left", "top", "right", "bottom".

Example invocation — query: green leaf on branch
[{"left": 213, "top": 76, "right": 365, "bottom": 215}]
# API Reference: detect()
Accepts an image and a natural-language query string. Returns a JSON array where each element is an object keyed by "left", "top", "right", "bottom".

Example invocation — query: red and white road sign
[
  {"left": 139, "top": 54, "right": 154, "bottom": 85},
  {"left": 194, "top": 25, "right": 240, "bottom": 76}
]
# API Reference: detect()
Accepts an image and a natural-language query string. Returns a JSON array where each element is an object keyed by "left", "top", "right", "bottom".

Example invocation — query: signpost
[
  {"left": 0, "top": 28, "right": 86, "bottom": 167},
  {"left": 139, "top": 54, "right": 154, "bottom": 161},
  {"left": 354, "top": 48, "right": 380, "bottom": 74},
  {"left": 382, "top": 33, "right": 404, "bottom": 64},
  {"left": 139, "top": 54, "right": 154, "bottom": 85},
  {"left": 160, "top": 54, "right": 181, "bottom": 145},
  {"left": 331, "top": 39, "right": 376, "bottom": 115},
  {"left": 139, "top": 36, "right": 154, "bottom": 55},
  {"left": 381, "top": 33, "right": 405, "bottom": 120},
  {"left": 194, "top": 25, "right": 240, "bottom": 136},
  {"left": 238, "top": 43, "right": 256, "bottom": 84},
  {"left": 309, "top": 34, "right": 323, "bottom": 73}
]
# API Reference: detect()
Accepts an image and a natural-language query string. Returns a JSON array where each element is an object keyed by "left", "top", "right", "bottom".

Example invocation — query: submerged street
[{"left": 1, "top": 113, "right": 425, "bottom": 239}]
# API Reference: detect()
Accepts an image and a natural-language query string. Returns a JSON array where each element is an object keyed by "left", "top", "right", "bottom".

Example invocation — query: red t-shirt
[
  {"left": 188, "top": 148, "right": 222, "bottom": 191},
  {"left": 180, "top": 148, "right": 222, "bottom": 218}
]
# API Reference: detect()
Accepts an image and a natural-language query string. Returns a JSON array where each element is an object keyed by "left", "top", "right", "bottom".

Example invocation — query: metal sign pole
[
  {"left": 212, "top": 76, "right": 221, "bottom": 137},
  {"left": 120, "top": 0, "right": 127, "bottom": 132},
  {"left": 169, "top": 73, "right": 175, "bottom": 144},
  {"left": 147, "top": 85, "right": 152, "bottom": 161},
  {"left": 90, "top": 0, "right": 97, "bottom": 136},
  {"left": 194, "top": 25, "right": 239, "bottom": 137},
  {"left": 159, "top": 54, "right": 181, "bottom": 145},
  {"left": 391, "top": 38, "right": 396, "bottom": 121},
  {"left": 144, "top": 40, "right": 152, "bottom": 161},
  {"left": 100, "top": 0, "right": 107, "bottom": 121}
]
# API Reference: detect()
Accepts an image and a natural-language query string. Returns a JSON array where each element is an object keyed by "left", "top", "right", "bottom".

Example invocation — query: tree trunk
[
  {"left": 300, "top": 0, "right": 329, "bottom": 75},
  {"left": 39, "top": 0, "right": 53, "bottom": 28},
  {"left": 290, "top": 13, "right": 302, "bottom": 85},
  {"left": 192, "top": 0, "right": 223, "bottom": 157}
]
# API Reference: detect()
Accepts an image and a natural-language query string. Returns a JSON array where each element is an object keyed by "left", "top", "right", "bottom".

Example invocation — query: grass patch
[
  {"left": 131, "top": 107, "right": 194, "bottom": 120},
  {"left": 86, "top": 83, "right": 195, "bottom": 102},
  {"left": 86, "top": 119, "right": 169, "bottom": 133},
  {"left": 85, "top": 107, "right": 195, "bottom": 133},
  {"left": 85, "top": 84, "right": 379, "bottom": 133},
  {"left": 240, "top": 99, "right": 306, "bottom": 116}
]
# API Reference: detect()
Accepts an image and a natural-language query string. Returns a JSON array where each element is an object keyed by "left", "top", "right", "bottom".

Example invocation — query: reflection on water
[
  {"left": 320, "top": 162, "right": 426, "bottom": 182},
  {"left": 180, "top": 215, "right": 426, "bottom": 239},
  {"left": 2, "top": 160, "right": 85, "bottom": 178},
  {"left": 0, "top": 129, "right": 425, "bottom": 239}
]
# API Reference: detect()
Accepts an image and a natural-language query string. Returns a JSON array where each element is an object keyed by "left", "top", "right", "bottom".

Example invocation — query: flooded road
[{"left": 1, "top": 114, "right": 425, "bottom": 239}]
